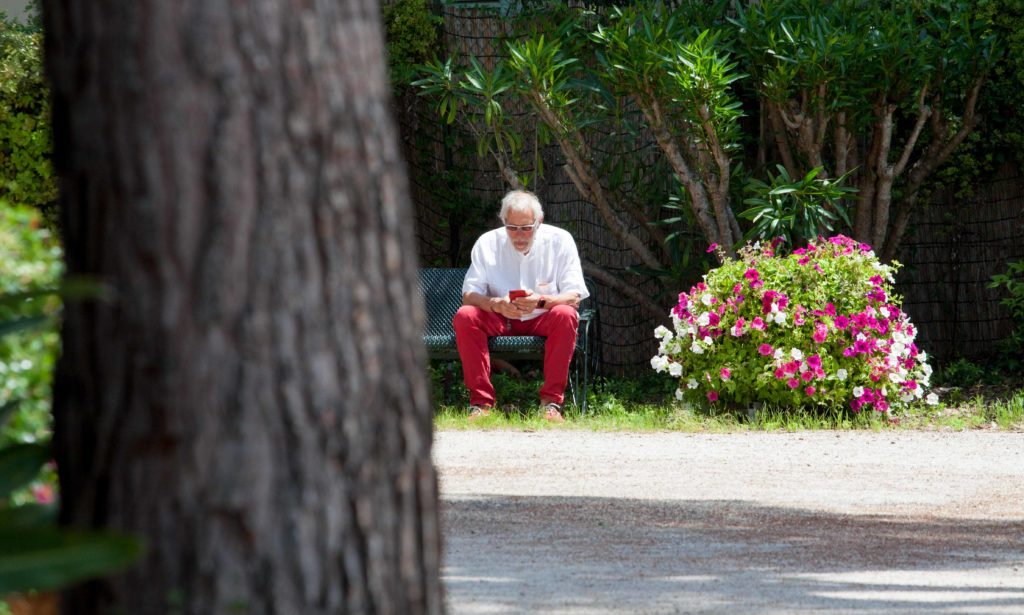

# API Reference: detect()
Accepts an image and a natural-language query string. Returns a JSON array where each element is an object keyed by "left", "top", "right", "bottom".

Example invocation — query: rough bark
[
  {"left": 767, "top": 102, "right": 798, "bottom": 178},
  {"left": 526, "top": 90, "right": 664, "bottom": 271},
  {"left": 638, "top": 96, "right": 724, "bottom": 255},
  {"left": 43, "top": 0, "right": 442, "bottom": 613}
]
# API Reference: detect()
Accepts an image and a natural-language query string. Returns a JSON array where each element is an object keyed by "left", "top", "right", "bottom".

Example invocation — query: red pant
[{"left": 453, "top": 305, "right": 579, "bottom": 407}]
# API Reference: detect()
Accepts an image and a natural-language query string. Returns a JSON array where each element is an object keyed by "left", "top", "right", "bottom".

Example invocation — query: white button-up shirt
[{"left": 462, "top": 224, "right": 589, "bottom": 321}]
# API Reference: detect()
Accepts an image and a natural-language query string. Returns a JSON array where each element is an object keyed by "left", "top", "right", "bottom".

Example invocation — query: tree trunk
[{"left": 43, "top": 0, "right": 442, "bottom": 613}]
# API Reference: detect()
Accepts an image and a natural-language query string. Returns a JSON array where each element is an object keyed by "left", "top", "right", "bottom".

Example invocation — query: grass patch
[{"left": 431, "top": 362, "right": 1024, "bottom": 432}]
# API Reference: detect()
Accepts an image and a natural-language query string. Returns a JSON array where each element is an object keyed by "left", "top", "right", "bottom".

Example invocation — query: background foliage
[{"left": 0, "top": 9, "right": 56, "bottom": 229}]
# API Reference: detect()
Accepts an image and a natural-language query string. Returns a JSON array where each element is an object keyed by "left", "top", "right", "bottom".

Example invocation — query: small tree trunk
[{"left": 44, "top": 0, "right": 442, "bottom": 613}]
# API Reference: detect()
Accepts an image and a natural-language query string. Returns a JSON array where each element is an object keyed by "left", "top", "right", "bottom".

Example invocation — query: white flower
[
  {"left": 774, "top": 312, "right": 787, "bottom": 324},
  {"left": 856, "top": 332, "right": 867, "bottom": 342},
  {"left": 675, "top": 388, "right": 684, "bottom": 400},
  {"left": 922, "top": 363, "right": 933, "bottom": 377},
  {"left": 687, "top": 378, "right": 699, "bottom": 389},
  {"left": 703, "top": 336, "right": 713, "bottom": 345},
  {"left": 799, "top": 362, "right": 808, "bottom": 373},
  {"left": 770, "top": 302, "right": 779, "bottom": 313},
  {"left": 701, "top": 293, "right": 713, "bottom": 306},
  {"left": 836, "top": 368, "right": 848, "bottom": 381},
  {"left": 650, "top": 355, "right": 669, "bottom": 372},
  {"left": 926, "top": 392, "right": 939, "bottom": 405},
  {"left": 774, "top": 349, "right": 785, "bottom": 360},
  {"left": 866, "top": 306, "right": 877, "bottom": 316},
  {"left": 791, "top": 348, "right": 803, "bottom": 361},
  {"left": 690, "top": 342, "right": 705, "bottom": 355},
  {"left": 654, "top": 325, "right": 672, "bottom": 340},
  {"left": 697, "top": 312, "right": 710, "bottom": 327},
  {"left": 880, "top": 307, "right": 890, "bottom": 318},
  {"left": 669, "top": 362, "right": 683, "bottom": 377},
  {"left": 918, "top": 351, "right": 928, "bottom": 362},
  {"left": 889, "top": 372, "right": 904, "bottom": 384},
  {"left": 853, "top": 386, "right": 865, "bottom": 398},
  {"left": 891, "top": 342, "right": 906, "bottom": 356}
]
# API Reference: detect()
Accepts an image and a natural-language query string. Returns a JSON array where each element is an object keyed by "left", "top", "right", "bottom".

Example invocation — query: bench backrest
[{"left": 419, "top": 268, "right": 467, "bottom": 340}]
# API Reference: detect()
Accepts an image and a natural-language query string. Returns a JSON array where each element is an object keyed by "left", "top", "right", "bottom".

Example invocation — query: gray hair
[{"left": 499, "top": 190, "right": 544, "bottom": 223}]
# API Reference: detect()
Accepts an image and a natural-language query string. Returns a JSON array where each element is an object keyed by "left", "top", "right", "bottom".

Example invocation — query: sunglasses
[{"left": 504, "top": 221, "right": 540, "bottom": 233}]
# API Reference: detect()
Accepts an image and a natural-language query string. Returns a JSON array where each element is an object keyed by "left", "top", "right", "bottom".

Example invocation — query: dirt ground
[{"left": 434, "top": 430, "right": 1024, "bottom": 614}]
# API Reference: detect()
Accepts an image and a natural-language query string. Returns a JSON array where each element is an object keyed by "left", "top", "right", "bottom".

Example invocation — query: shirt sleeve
[
  {"left": 462, "top": 236, "right": 491, "bottom": 296},
  {"left": 556, "top": 232, "right": 589, "bottom": 301}
]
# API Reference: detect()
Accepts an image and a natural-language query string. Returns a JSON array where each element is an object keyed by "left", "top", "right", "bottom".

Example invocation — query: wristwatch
[{"left": 537, "top": 297, "right": 547, "bottom": 309}]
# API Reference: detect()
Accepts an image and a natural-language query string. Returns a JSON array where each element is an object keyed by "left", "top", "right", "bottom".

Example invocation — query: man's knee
[
  {"left": 547, "top": 304, "right": 579, "bottom": 330},
  {"left": 453, "top": 305, "right": 487, "bottom": 332}
]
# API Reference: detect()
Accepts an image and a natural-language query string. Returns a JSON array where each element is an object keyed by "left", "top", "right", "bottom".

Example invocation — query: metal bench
[{"left": 419, "top": 267, "right": 598, "bottom": 413}]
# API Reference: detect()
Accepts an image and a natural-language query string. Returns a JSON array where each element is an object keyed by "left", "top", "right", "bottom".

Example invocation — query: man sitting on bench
[{"left": 454, "top": 190, "right": 589, "bottom": 422}]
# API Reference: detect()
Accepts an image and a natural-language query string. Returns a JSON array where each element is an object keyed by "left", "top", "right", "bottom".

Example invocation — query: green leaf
[
  {"left": 0, "top": 443, "right": 50, "bottom": 497},
  {"left": 0, "top": 400, "right": 20, "bottom": 429},
  {"left": 0, "top": 527, "right": 143, "bottom": 596},
  {"left": 0, "top": 503, "right": 56, "bottom": 528},
  {"left": 0, "top": 315, "right": 47, "bottom": 338}
]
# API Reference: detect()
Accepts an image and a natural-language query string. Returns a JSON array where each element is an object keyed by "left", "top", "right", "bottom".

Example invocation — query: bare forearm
[
  {"left": 463, "top": 291, "right": 498, "bottom": 312},
  {"left": 542, "top": 291, "right": 581, "bottom": 309}
]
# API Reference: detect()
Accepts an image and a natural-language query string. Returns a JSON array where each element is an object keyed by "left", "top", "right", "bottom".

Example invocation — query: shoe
[
  {"left": 467, "top": 405, "right": 492, "bottom": 421},
  {"left": 542, "top": 402, "right": 565, "bottom": 423}
]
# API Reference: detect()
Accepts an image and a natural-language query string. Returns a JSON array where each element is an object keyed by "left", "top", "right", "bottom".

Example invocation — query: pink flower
[
  {"left": 805, "top": 386, "right": 816, "bottom": 396},
  {"left": 744, "top": 268, "right": 759, "bottom": 281},
  {"left": 806, "top": 354, "right": 822, "bottom": 369},
  {"left": 834, "top": 315, "right": 850, "bottom": 329},
  {"left": 751, "top": 317, "right": 766, "bottom": 330},
  {"left": 720, "top": 367, "right": 731, "bottom": 380},
  {"left": 758, "top": 343, "right": 773, "bottom": 356},
  {"left": 787, "top": 377, "right": 800, "bottom": 389},
  {"left": 707, "top": 390, "right": 719, "bottom": 402},
  {"left": 706, "top": 243, "right": 719, "bottom": 253},
  {"left": 801, "top": 370, "right": 814, "bottom": 382},
  {"left": 774, "top": 367, "right": 786, "bottom": 379},
  {"left": 812, "top": 324, "right": 828, "bottom": 344},
  {"left": 32, "top": 484, "right": 54, "bottom": 504}
]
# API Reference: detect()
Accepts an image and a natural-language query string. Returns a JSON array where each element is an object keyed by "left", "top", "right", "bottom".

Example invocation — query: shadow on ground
[{"left": 442, "top": 496, "right": 1024, "bottom": 614}]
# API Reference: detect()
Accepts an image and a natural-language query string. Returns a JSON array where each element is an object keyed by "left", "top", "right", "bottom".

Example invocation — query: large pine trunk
[{"left": 42, "top": 0, "right": 442, "bottom": 613}]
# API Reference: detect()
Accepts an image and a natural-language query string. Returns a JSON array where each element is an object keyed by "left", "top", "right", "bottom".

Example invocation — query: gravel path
[{"left": 434, "top": 430, "right": 1024, "bottom": 614}]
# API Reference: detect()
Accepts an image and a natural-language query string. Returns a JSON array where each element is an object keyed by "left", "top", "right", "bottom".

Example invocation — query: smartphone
[{"left": 509, "top": 289, "right": 528, "bottom": 300}]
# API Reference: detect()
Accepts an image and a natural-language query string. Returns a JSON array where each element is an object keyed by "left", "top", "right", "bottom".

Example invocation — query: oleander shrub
[
  {"left": 652, "top": 236, "right": 937, "bottom": 415},
  {"left": 0, "top": 20, "right": 57, "bottom": 222}
]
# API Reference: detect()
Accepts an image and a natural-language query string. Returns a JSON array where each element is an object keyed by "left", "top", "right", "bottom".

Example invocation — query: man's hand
[
  {"left": 493, "top": 296, "right": 530, "bottom": 318},
  {"left": 512, "top": 291, "right": 543, "bottom": 312}
]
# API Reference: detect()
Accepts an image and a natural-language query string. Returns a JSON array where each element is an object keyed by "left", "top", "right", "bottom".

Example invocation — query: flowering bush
[{"left": 651, "top": 236, "right": 937, "bottom": 415}]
